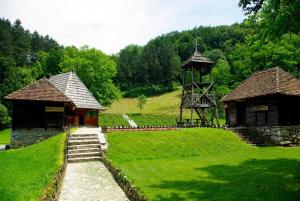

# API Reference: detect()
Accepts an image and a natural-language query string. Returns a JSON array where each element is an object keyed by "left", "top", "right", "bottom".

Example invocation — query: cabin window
[
  {"left": 86, "top": 111, "right": 97, "bottom": 117},
  {"left": 255, "top": 111, "right": 268, "bottom": 125}
]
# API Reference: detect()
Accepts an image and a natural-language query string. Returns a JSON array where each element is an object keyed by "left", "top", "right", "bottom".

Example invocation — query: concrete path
[
  {"left": 122, "top": 114, "right": 138, "bottom": 128},
  {"left": 0, "top": 144, "right": 6, "bottom": 151},
  {"left": 60, "top": 127, "right": 128, "bottom": 201},
  {"left": 71, "top": 126, "right": 107, "bottom": 151},
  {"left": 59, "top": 161, "right": 128, "bottom": 201},
  {"left": 72, "top": 127, "right": 102, "bottom": 135}
]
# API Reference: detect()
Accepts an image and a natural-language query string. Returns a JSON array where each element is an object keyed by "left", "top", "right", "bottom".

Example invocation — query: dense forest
[
  {"left": 0, "top": 0, "right": 299, "bottom": 127},
  {"left": 115, "top": 0, "right": 300, "bottom": 97}
]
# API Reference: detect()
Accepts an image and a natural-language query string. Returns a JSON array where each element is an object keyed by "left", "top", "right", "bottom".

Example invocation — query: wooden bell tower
[{"left": 178, "top": 47, "right": 220, "bottom": 128}]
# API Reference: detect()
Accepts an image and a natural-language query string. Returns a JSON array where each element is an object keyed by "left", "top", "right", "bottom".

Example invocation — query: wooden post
[
  {"left": 191, "top": 67, "right": 194, "bottom": 126},
  {"left": 45, "top": 110, "right": 48, "bottom": 131},
  {"left": 62, "top": 108, "right": 64, "bottom": 129},
  {"left": 96, "top": 110, "right": 99, "bottom": 127},
  {"left": 215, "top": 106, "right": 220, "bottom": 128},
  {"left": 179, "top": 69, "right": 186, "bottom": 123},
  {"left": 11, "top": 103, "right": 15, "bottom": 129}
]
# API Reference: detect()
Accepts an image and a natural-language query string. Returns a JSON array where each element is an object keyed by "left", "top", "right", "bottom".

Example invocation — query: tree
[
  {"left": 239, "top": 0, "right": 300, "bottom": 37},
  {"left": 203, "top": 49, "right": 226, "bottom": 62},
  {"left": 45, "top": 47, "right": 64, "bottom": 76},
  {"left": 0, "top": 18, "right": 13, "bottom": 58},
  {"left": 228, "top": 33, "right": 300, "bottom": 84},
  {"left": 11, "top": 19, "right": 31, "bottom": 66},
  {"left": 116, "top": 45, "right": 143, "bottom": 89},
  {"left": 60, "top": 46, "right": 121, "bottom": 105},
  {"left": 0, "top": 67, "right": 36, "bottom": 101},
  {"left": 211, "top": 59, "right": 232, "bottom": 87},
  {"left": 0, "top": 57, "right": 15, "bottom": 83},
  {"left": 0, "top": 104, "right": 10, "bottom": 128},
  {"left": 239, "top": 0, "right": 265, "bottom": 14},
  {"left": 0, "top": 18, "right": 63, "bottom": 105},
  {"left": 141, "top": 36, "right": 180, "bottom": 89},
  {"left": 137, "top": 94, "right": 147, "bottom": 114},
  {"left": 115, "top": 24, "right": 249, "bottom": 94}
]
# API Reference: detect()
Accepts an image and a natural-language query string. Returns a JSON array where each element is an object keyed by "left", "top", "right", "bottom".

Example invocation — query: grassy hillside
[
  {"left": 107, "top": 128, "right": 300, "bottom": 201},
  {"left": 103, "top": 89, "right": 225, "bottom": 126},
  {"left": 0, "top": 132, "right": 66, "bottom": 201},
  {"left": 106, "top": 89, "right": 181, "bottom": 117}
]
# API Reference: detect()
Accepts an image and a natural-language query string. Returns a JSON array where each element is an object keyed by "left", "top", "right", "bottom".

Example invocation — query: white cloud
[{"left": 0, "top": 0, "right": 245, "bottom": 54}]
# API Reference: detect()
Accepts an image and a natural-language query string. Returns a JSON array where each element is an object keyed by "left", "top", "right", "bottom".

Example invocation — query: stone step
[
  {"left": 68, "top": 140, "right": 100, "bottom": 146},
  {"left": 67, "top": 156, "right": 101, "bottom": 163},
  {"left": 67, "top": 152, "right": 101, "bottom": 159},
  {"left": 68, "top": 144, "right": 101, "bottom": 150},
  {"left": 69, "top": 136, "right": 99, "bottom": 141},
  {"left": 237, "top": 135, "right": 267, "bottom": 146},
  {"left": 70, "top": 134, "right": 98, "bottom": 138},
  {"left": 68, "top": 148, "right": 101, "bottom": 154},
  {"left": 72, "top": 130, "right": 100, "bottom": 135}
]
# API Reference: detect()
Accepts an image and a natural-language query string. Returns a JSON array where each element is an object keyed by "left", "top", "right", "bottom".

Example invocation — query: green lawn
[
  {"left": 0, "top": 132, "right": 66, "bottom": 201},
  {"left": 107, "top": 129, "right": 300, "bottom": 201},
  {"left": 0, "top": 128, "right": 10, "bottom": 144}
]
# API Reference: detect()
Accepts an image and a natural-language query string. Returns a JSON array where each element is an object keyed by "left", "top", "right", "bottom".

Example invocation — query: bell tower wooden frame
[{"left": 178, "top": 49, "right": 220, "bottom": 128}]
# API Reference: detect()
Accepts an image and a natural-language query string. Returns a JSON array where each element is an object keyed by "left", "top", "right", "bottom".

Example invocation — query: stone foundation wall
[
  {"left": 231, "top": 126, "right": 300, "bottom": 146},
  {"left": 11, "top": 128, "right": 63, "bottom": 148}
]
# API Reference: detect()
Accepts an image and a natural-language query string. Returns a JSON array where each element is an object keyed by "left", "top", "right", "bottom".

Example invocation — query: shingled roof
[
  {"left": 49, "top": 72, "right": 103, "bottom": 110},
  {"left": 182, "top": 51, "right": 214, "bottom": 68},
  {"left": 5, "top": 78, "right": 70, "bottom": 102},
  {"left": 221, "top": 67, "right": 300, "bottom": 102}
]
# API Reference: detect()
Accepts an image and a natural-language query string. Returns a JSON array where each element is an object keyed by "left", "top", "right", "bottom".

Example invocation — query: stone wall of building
[
  {"left": 11, "top": 128, "right": 63, "bottom": 148},
  {"left": 230, "top": 126, "right": 300, "bottom": 146}
]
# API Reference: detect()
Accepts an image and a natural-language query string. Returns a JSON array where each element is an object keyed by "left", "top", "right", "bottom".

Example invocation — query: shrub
[
  {"left": 0, "top": 104, "right": 11, "bottom": 128},
  {"left": 137, "top": 95, "right": 147, "bottom": 114}
]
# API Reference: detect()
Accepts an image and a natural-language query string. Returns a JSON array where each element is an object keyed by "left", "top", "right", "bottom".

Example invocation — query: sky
[{"left": 0, "top": 0, "right": 245, "bottom": 54}]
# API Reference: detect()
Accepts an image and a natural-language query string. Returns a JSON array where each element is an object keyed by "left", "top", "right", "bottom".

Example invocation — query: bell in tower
[{"left": 178, "top": 46, "right": 220, "bottom": 128}]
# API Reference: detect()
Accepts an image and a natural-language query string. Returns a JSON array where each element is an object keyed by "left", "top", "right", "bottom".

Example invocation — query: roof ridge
[
  {"left": 64, "top": 71, "right": 72, "bottom": 94},
  {"left": 51, "top": 71, "right": 72, "bottom": 77},
  {"left": 71, "top": 72, "right": 99, "bottom": 102},
  {"left": 46, "top": 78, "right": 71, "bottom": 102},
  {"left": 275, "top": 67, "right": 280, "bottom": 93},
  {"left": 252, "top": 67, "right": 279, "bottom": 75}
]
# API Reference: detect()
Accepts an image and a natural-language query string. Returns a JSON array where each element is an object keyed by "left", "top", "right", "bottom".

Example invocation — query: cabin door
[
  {"left": 79, "top": 115, "right": 85, "bottom": 125},
  {"left": 237, "top": 104, "right": 246, "bottom": 125}
]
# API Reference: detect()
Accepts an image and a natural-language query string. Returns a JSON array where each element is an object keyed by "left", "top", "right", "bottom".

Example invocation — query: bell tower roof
[{"left": 181, "top": 51, "right": 214, "bottom": 69}]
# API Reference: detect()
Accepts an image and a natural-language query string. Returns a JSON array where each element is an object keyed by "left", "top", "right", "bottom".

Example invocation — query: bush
[
  {"left": 0, "top": 104, "right": 11, "bottom": 128},
  {"left": 123, "top": 85, "right": 177, "bottom": 98}
]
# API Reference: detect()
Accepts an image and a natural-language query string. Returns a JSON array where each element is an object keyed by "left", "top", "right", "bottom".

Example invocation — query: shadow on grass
[{"left": 151, "top": 159, "right": 300, "bottom": 201}]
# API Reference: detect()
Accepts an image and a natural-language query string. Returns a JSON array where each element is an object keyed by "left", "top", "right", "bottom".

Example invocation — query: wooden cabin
[
  {"left": 5, "top": 72, "right": 104, "bottom": 147},
  {"left": 221, "top": 67, "right": 300, "bottom": 127},
  {"left": 49, "top": 72, "right": 103, "bottom": 127},
  {"left": 5, "top": 78, "right": 71, "bottom": 129}
]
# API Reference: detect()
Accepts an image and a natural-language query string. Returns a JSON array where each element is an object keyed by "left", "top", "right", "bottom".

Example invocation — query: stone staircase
[
  {"left": 67, "top": 130, "right": 102, "bottom": 163},
  {"left": 229, "top": 128, "right": 269, "bottom": 146}
]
